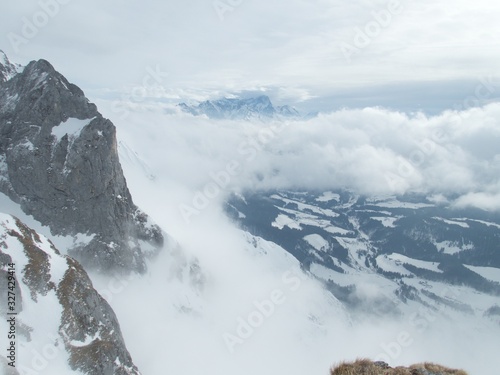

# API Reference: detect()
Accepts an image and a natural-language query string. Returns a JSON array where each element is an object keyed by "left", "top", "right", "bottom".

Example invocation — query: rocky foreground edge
[{"left": 331, "top": 359, "right": 467, "bottom": 375}]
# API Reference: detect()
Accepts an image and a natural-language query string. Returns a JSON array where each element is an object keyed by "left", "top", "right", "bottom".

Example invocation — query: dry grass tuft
[
  {"left": 330, "top": 359, "right": 468, "bottom": 375},
  {"left": 410, "top": 362, "right": 469, "bottom": 375}
]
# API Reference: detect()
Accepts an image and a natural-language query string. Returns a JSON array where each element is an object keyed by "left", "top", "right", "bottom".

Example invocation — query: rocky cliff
[{"left": 0, "top": 51, "right": 163, "bottom": 273}]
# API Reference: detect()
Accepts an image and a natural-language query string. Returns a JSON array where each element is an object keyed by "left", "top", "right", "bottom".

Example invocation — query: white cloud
[
  {"left": 94, "top": 98, "right": 500, "bottom": 214},
  {"left": 454, "top": 192, "right": 500, "bottom": 211}
]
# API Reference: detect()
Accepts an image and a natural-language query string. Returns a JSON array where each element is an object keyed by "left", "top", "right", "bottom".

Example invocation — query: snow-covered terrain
[
  {"left": 0, "top": 214, "right": 140, "bottom": 374},
  {"left": 51, "top": 117, "right": 95, "bottom": 142},
  {"left": 0, "top": 214, "right": 72, "bottom": 374}
]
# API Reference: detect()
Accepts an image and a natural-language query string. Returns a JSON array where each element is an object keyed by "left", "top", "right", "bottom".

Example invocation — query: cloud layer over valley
[{"left": 102, "top": 100, "right": 500, "bottom": 216}]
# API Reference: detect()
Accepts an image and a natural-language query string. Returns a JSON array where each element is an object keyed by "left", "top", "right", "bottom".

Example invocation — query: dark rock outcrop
[{"left": 0, "top": 51, "right": 163, "bottom": 273}]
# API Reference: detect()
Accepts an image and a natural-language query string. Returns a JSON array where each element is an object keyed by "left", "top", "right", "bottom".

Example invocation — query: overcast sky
[{"left": 2, "top": 0, "right": 500, "bottom": 112}]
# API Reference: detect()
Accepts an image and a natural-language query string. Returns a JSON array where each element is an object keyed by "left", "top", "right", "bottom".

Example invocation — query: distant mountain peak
[
  {"left": 179, "top": 95, "right": 300, "bottom": 120},
  {"left": 0, "top": 50, "right": 23, "bottom": 83}
]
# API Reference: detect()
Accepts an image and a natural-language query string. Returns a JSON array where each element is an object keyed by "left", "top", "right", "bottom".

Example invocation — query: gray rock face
[
  {"left": 58, "top": 256, "right": 140, "bottom": 374},
  {"left": 0, "top": 53, "right": 163, "bottom": 273},
  {"left": 0, "top": 214, "right": 141, "bottom": 374}
]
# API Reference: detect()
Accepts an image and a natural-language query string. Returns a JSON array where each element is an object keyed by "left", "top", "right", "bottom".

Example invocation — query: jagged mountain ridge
[
  {"left": 0, "top": 51, "right": 22, "bottom": 83},
  {"left": 0, "top": 51, "right": 163, "bottom": 273},
  {"left": 226, "top": 190, "right": 500, "bottom": 319},
  {"left": 179, "top": 95, "right": 300, "bottom": 120},
  {"left": 0, "top": 214, "right": 140, "bottom": 374}
]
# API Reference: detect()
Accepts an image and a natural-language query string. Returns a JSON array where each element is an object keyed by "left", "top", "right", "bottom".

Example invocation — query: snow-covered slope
[{"left": 0, "top": 214, "right": 140, "bottom": 374}]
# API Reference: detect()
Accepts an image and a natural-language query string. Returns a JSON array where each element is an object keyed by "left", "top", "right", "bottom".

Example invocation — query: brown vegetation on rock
[{"left": 331, "top": 359, "right": 468, "bottom": 375}]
